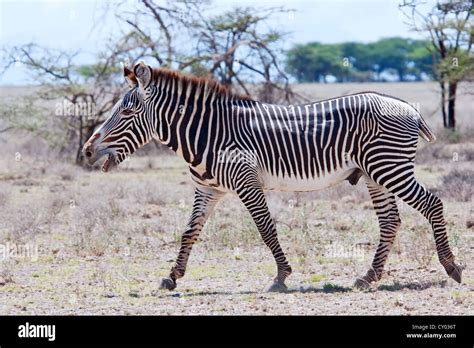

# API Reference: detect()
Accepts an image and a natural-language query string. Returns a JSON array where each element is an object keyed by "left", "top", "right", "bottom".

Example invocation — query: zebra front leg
[
  {"left": 160, "top": 187, "right": 224, "bottom": 291},
  {"left": 355, "top": 180, "right": 401, "bottom": 289},
  {"left": 236, "top": 185, "right": 292, "bottom": 292}
]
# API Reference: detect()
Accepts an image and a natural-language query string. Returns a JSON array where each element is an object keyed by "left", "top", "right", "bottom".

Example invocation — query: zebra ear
[
  {"left": 133, "top": 61, "right": 152, "bottom": 90},
  {"left": 123, "top": 63, "right": 138, "bottom": 88}
]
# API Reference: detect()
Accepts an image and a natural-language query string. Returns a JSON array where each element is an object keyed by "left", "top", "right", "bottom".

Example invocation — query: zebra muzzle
[{"left": 82, "top": 142, "right": 116, "bottom": 172}]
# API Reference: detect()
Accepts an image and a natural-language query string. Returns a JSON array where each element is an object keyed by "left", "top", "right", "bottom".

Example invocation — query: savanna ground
[{"left": 0, "top": 82, "right": 473, "bottom": 315}]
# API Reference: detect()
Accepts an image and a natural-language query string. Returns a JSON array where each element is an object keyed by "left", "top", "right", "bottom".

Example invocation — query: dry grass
[
  {"left": 440, "top": 169, "right": 474, "bottom": 202},
  {"left": 0, "top": 151, "right": 471, "bottom": 315}
]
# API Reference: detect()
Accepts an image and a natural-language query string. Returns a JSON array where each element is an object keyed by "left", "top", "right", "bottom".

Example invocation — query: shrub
[{"left": 440, "top": 169, "right": 474, "bottom": 202}]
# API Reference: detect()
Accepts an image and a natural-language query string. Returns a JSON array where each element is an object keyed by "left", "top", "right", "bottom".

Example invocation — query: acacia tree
[
  {"left": 113, "top": 0, "right": 183, "bottom": 68},
  {"left": 400, "top": 0, "right": 474, "bottom": 130},
  {"left": 1, "top": 43, "right": 133, "bottom": 164},
  {"left": 181, "top": 4, "right": 294, "bottom": 102},
  {"left": 1, "top": 0, "right": 299, "bottom": 166},
  {"left": 118, "top": 0, "right": 297, "bottom": 103}
]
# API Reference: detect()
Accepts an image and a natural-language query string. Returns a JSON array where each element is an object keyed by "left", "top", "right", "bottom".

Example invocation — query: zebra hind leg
[
  {"left": 236, "top": 185, "right": 292, "bottom": 292},
  {"left": 354, "top": 180, "right": 401, "bottom": 289},
  {"left": 376, "top": 175, "right": 463, "bottom": 284},
  {"left": 160, "top": 187, "right": 224, "bottom": 291}
]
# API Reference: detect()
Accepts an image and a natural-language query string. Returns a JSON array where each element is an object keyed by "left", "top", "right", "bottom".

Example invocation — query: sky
[{"left": 0, "top": 0, "right": 433, "bottom": 85}]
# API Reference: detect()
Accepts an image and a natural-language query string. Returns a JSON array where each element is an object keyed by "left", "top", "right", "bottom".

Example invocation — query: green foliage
[
  {"left": 286, "top": 42, "right": 345, "bottom": 82},
  {"left": 308, "top": 274, "right": 326, "bottom": 283},
  {"left": 286, "top": 37, "right": 434, "bottom": 82},
  {"left": 189, "top": 61, "right": 211, "bottom": 77},
  {"left": 0, "top": 99, "right": 68, "bottom": 148},
  {"left": 408, "top": 45, "right": 437, "bottom": 79},
  {"left": 75, "top": 64, "right": 121, "bottom": 81},
  {"left": 437, "top": 51, "right": 474, "bottom": 83}
]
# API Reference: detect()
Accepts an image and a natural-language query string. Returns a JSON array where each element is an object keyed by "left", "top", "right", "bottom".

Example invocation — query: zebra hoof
[
  {"left": 353, "top": 277, "right": 371, "bottom": 290},
  {"left": 160, "top": 277, "right": 177, "bottom": 290},
  {"left": 445, "top": 262, "right": 463, "bottom": 284},
  {"left": 266, "top": 282, "right": 288, "bottom": 293}
]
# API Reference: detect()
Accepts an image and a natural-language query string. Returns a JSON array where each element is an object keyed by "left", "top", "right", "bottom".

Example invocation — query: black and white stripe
[{"left": 84, "top": 63, "right": 462, "bottom": 291}]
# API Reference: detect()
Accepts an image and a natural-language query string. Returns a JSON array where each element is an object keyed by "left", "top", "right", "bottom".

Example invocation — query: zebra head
[{"left": 82, "top": 62, "right": 156, "bottom": 172}]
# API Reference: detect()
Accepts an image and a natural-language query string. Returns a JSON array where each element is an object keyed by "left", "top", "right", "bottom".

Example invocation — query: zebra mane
[{"left": 151, "top": 68, "right": 252, "bottom": 101}]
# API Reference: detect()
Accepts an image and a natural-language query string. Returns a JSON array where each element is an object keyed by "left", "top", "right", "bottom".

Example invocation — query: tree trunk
[
  {"left": 398, "top": 69, "right": 404, "bottom": 82},
  {"left": 76, "top": 123, "right": 96, "bottom": 166},
  {"left": 440, "top": 80, "right": 447, "bottom": 128},
  {"left": 447, "top": 81, "right": 457, "bottom": 130},
  {"left": 75, "top": 114, "right": 83, "bottom": 165}
]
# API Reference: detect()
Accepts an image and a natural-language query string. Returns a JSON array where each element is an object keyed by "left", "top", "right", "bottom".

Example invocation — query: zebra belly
[{"left": 262, "top": 167, "right": 357, "bottom": 192}]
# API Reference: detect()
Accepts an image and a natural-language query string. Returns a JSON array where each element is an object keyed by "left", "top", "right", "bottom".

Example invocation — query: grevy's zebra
[{"left": 83, "top": 62, "right": 463, "bottom": 291}]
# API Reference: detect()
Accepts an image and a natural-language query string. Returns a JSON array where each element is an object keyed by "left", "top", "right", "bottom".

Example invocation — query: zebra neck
[{"left": 154, "top": 76, "right": 233, "bottom": 167}]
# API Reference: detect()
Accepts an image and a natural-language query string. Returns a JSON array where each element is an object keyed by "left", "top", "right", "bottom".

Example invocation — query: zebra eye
[{"left": 121, "top": 109, "right": 134, "bottom": 116}]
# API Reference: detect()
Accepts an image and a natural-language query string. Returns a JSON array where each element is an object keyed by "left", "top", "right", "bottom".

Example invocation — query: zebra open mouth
[{"left": 101, "top": 154, "right": 116, "bottom": 173}]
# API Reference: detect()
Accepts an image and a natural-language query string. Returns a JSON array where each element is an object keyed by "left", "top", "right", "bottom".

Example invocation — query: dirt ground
[{"left": 0, "top": 82, "right": 473, "bottom": 315}]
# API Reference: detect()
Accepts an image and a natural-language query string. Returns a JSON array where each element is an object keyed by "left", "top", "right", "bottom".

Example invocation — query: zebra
[{"left": 83, "top": 62, "right": 463, "bottom": 292}]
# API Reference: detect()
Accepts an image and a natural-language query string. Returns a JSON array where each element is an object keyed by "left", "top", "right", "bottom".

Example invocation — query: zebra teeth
[{"left": 101, "top": 154, "right": 114, "bottom": 173}]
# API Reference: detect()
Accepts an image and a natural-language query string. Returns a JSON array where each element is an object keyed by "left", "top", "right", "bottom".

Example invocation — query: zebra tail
[{"left": 418, "top": 116, "right": 436, "bottom": 143}]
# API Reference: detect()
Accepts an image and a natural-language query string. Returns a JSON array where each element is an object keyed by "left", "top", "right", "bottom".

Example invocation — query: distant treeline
[{"left": 286, "top": 37, "right": 435, "bottom": 83}]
